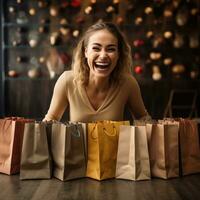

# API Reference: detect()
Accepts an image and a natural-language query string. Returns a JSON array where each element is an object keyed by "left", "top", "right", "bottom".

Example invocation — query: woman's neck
[{"left": 87, "top": 76, "right": 110, "bottom": 93}]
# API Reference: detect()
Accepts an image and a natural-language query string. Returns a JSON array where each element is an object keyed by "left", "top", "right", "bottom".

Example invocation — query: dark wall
[{"left": 0, "top": 0, "right": 5, "bottom": 117}]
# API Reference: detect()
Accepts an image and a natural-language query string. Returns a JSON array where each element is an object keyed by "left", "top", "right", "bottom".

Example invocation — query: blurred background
[{"left": 0, "top": 0, "right": 199, "bottom": 120}]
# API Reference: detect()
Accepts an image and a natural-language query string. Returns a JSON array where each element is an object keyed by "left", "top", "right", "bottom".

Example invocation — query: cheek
[
  {"left": 86, "top": 54, "right": 95, "bottom": 66},
  {"left": 111, "top": 53, "right": 119, "bottom": 63},
  {"left": 85, "top": 47, "right": 93, "bottom": 59},
  {"left": 87, "top": 51, "right": 97, "bottom": 61}
]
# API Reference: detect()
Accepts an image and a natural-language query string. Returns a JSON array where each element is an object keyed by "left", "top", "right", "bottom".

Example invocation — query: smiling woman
[{"left": 43, "top": 21, "right": 151, "bottom": 122}]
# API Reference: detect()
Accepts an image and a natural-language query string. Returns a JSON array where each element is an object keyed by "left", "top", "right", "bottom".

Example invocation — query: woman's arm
[
  {"left": 43, "top": 72, "right": 69, "bottom": 121},
  {"left": 127, "top": 75, "right": 151, "bottom": 120}
]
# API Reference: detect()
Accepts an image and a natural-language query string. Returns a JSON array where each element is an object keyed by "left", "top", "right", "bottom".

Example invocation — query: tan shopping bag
[
  {"left": 178, "top": 119, "right": 200, "bottom": 175},
  {"left": 86, "top": 121, "right": 129, "bottom": 180},
  {"left": 20, "top": 121, "right": 52, "bottom": 180},
  {"left": 134, "top": 120, "right": 156, "bottom": 152},
  {"left": 51, "top": 122, "right": 86, "bottom": 181},
  {"left": 116, "top": 125, "right": 151, "bottom": 181},
  {"left": 147, "top": 122, "right": 179, "bottom": 179},
  {"left": 0, "top": 117, "right": 32, "bottom": 175}
]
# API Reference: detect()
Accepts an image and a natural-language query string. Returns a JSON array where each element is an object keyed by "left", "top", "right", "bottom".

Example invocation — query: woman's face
[{"left": 85, "top": 29, "right": 119, "bottom": 79}]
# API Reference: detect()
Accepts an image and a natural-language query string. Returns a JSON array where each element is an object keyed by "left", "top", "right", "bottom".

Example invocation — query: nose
[{"left": 99, "top": 50, "right": 108, "bottom": 59}]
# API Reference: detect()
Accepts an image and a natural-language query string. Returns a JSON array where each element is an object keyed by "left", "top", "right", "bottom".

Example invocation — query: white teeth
[{"left": 95, "top": 62, "right": 109, "bottom": 66}]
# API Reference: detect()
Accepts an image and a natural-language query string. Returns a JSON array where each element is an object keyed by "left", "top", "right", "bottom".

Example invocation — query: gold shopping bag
[
  {"left": 116, "top": 125, "right": 151, "bottom": 181},
  {"left": 86, "top": 121, "right": 129, "bottom": 180},
  {"left": 147, "top": 122, "right": 179, "bottom": 179}
]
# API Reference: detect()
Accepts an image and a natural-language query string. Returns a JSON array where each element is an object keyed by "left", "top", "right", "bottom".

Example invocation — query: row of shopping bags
[
  {"left": 0, "top": 117, "right": 86, "bottom": 180},
  {"left": 0, "top": 117, "right": 200, "bottom": 181},
  {"left": 134, "top": 118, "right": 200, "bottom": 178}
]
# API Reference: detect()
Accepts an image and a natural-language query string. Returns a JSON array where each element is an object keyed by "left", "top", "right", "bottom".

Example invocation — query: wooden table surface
[{"left": 0, "top": 174, "right": 200, "bottom": 200}]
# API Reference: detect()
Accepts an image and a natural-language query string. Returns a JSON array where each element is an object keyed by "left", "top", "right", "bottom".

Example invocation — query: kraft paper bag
[
  {"left": 0, "top": 117, "right": 31, "bottom": 175},
  {"left": 178, "top": 119, "right": 200, "bottom": 175},
  {"left": 86, "top": 121, "right": 128, "bottom": 180},
  {"left": 147, "top": 122, "right": 179, "bottom": 179},
  {"left": 51, "top": 122, "right": 86, "bottom": 181},
  {"left": 116, "top": 125, "right": 151, "bottom": 181},
  {"left": 20, "top": 121, "right": 52, "bottom": 180}
]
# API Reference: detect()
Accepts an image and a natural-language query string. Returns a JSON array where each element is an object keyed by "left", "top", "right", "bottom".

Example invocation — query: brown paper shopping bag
[
  {"left": 147, "top": 122, "right": 179, "bottom": 179},
  {"left": 20, "top": 121, "right": 52, "bottom": 180},
  {"left": 86, "top": 121, "right": 127, "bottom": 180},
  {"left": 116, "top": 125, "right": 150, "bottom": 181},
  {"left": 0, "top": 117, "right": 31, "bottom": 175},
  {"left": 178, "top": 119, "right": 200, "bottom": 175},
  {"left": 51, "top": 122, "right": 86, "bottom": 181}
]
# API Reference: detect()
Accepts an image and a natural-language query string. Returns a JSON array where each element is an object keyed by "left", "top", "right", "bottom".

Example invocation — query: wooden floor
[{"left": 0, "top": 174, "right": 200, "bottom": 200}]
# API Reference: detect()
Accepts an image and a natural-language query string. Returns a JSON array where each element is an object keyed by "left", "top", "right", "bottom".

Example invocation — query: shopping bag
[
  {"left": 51, "top": 122, "right": 86, "bottom": 181},
  {"left": 116, "top": 125, "right": 151, "bottom": 181},
  {"left": 86, "top": 121, "right": 129, "bottom": 180},
  {"left": 20, "top": 121, "right": 52, "bottom": 180},
  {"left": 0, "top": 117, "right": 31, "bottom": 175},
  {"left": 178, "top": 119, "right": 200, "bottom": 175},
  {"left": 147, "top": 122, "right": 179, "bottom": 179},
  {"left": 134, "top": 120, "right": 155, "bottom": 147}
]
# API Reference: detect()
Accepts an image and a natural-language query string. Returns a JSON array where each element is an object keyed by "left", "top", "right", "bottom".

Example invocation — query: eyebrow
[{"left": 92, "top": 43, "right": 117, "bottom": 47}]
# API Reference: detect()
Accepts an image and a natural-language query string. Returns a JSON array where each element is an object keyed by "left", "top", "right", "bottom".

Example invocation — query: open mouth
[{"left": 94, "top": 62, "right": 110, "bottom": 71}]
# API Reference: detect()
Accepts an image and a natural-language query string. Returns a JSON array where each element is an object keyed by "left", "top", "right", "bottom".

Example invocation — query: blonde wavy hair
[{"left": 72, "top": 21, "right": 132, "bottom": 85}]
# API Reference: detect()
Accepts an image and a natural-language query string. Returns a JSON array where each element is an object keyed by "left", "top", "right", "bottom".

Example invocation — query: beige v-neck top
[{"left": 44, "top": 70, "right": 149, "bottom": 122}]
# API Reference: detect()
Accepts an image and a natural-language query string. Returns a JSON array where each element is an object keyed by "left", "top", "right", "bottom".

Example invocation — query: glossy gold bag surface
[
  {"left": 0, "top": 117, "right": 29, "bottom": 175},
  {"left": 86, "top": 121, "right": 129, "bottom": 180},
  {"left": 147, "top": 122, "right": 179, "bottom": 179},
  {"left": 116, "top": 125, "right": 150, "bottom": 181},
  {"left": 51, "top": 122, "right": 86, "bottom": 181},
  {"left": 20, "top": 122, "right": 52, "bottom": 180}
]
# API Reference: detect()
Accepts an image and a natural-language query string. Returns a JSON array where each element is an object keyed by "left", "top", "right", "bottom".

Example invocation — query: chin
[{"left": 94, "top": 71, "right": 111, "bottom": 78}]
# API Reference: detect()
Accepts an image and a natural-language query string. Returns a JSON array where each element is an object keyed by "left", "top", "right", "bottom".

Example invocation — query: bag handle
[
  {"left": 71, "top": 125, "right": 81, "bottom": 137},
  {"left": 89, "top": 122, "right": 117, "bottom": 139},
  {"left": 103, "top": 125, "right": 117, "bottom": 137}
]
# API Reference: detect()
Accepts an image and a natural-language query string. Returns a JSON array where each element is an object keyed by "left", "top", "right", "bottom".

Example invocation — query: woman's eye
[
  {"left": 92, "top": 47, "right": 100, "bottom": 51},
  {"left": 107, "top": 48, "right": 116, "bottom": 52}
]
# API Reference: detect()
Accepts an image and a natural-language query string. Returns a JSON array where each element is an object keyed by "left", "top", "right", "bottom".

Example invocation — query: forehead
[{"left": 87, "top": 29, "right": 118, "bottom": 46}]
